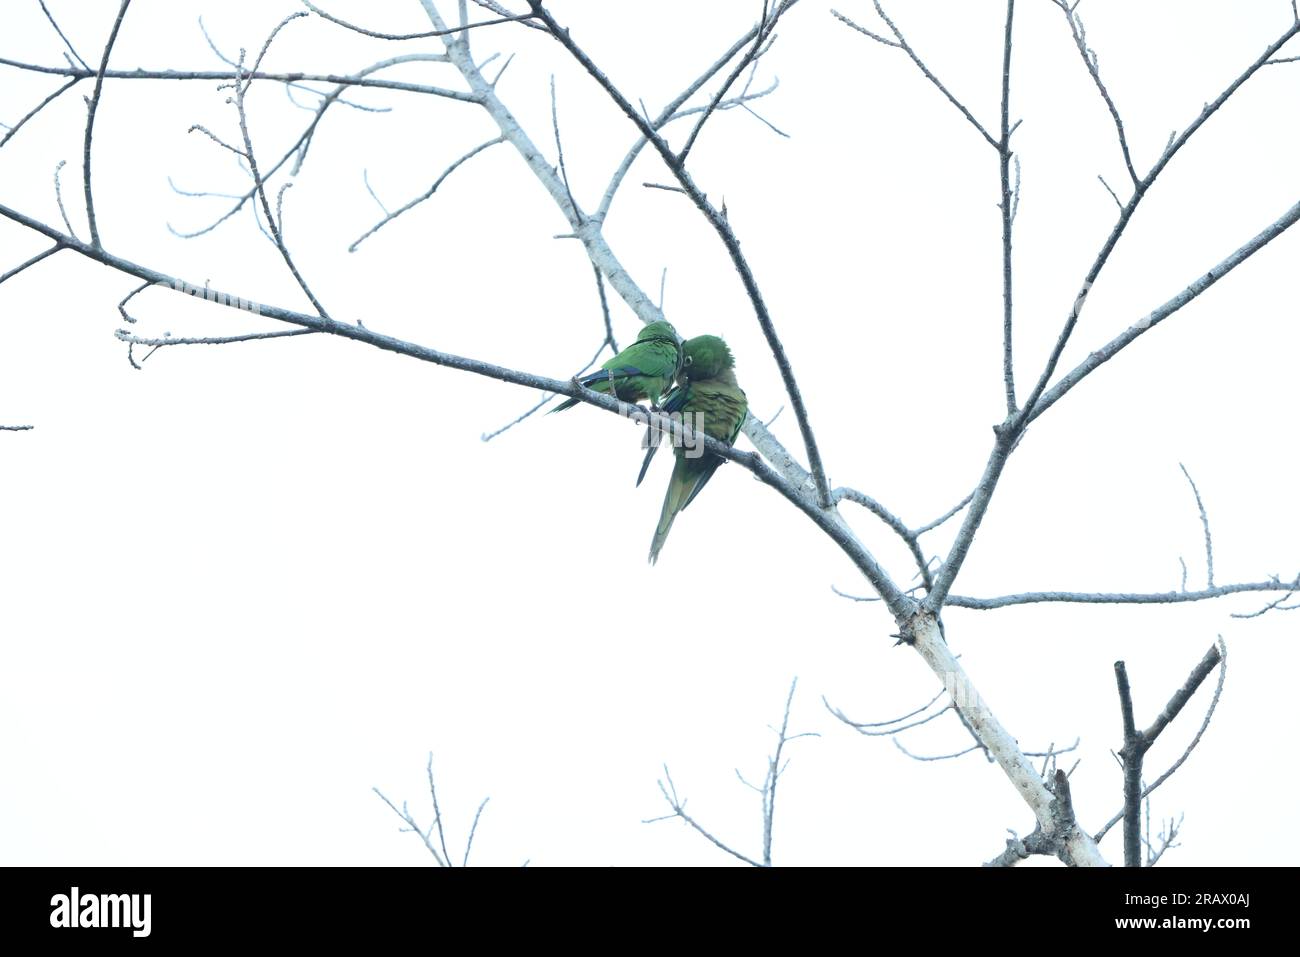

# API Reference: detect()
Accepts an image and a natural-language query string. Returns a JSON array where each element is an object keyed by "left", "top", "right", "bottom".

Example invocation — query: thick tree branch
[
  {"left": 1109, "top": 642, "right": 1224, "bottom": 865},
  {"left": 908, "top": 614, "right": 1106, "bottom": 865},
  {"left": 1114, "top": 661, "right": 1142, "bottom": 866}
]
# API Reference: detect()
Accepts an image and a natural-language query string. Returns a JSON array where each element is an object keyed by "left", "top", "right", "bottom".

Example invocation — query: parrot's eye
[{"left": 683, "top": 355, "right": 693, "bottom": 366}]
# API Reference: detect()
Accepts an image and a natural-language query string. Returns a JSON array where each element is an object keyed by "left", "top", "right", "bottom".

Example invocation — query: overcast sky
[{"left": 2, "top": 0, "right": 1298, "bottom": 866}]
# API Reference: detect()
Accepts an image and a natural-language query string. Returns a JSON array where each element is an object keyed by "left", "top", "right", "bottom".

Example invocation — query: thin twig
[
  {"left": 1098, "top": 174, "right": 1123, "bottom": 211},
  {"left": 53, "top": 159, "right": 77, "bottom": 238},
  {"left": 894, "top": 740, "right": 980, "bottom": 762},
  {"left": 0, "top": 78, "right": 82, "bottom": 149},
  {"left": 643, "top": 768, "right": 763, "bottom": 867},
  {"left": 999, "top": 0, "right": 1018, "bottom": 415},
  {"left": 1179, "top": 463, "right": 1214, "bottom": 588},
  {"left": 38, "top": 0, "right": 90, "bottom": 70},
  {"left": 830, "top": 9, "right": 898, "bottom": 47},
  {"left": 301, "top": 0, "right": 535, "bottom": 40},
  {"left": 349, "top": 136, "right": 505, "bottom": 251},
  {"left": 550, "top": 76, "right": 582, "bottom": 224},
  {"left": 677, "top": 1, "right": 783, "bottom": 166},
  {"left": 480, "top": 340, "right": 607, "bottom": 442},
  {"left": 1231, "top": 587, "right": 1299, "bottom": 619},
  {"left": 0, "top": 244, "right": 63, "bottom": 286},
  {"left": 945, "top": 575, "right": 1300, "bottom": 610},
  {"left": 233, "top": 38, "right": 331, "bottom": 318},
  {"left": 1051, "top": 0, "right": 1139, "bottom": 185},
  {"left": 115, "top": 328, "right": 317, "bottom": 349},
  {"left": 860, "top": 0, "right": 999, "bottom": 149},
  {"left": 913, "top": 490, "right": 976, "bottom": 537}
]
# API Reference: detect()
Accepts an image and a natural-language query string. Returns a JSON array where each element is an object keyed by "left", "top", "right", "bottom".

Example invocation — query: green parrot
[
  {"left": 549, "top": 320, "right": 682, "bottom": 413},
  {"left": 641, "top": 335, "right": 748, "bottom": 564}
]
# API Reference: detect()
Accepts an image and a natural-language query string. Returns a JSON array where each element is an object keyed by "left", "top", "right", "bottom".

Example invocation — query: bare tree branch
[
  {"left": 894, "top": 739, "right": 980, "bottom": 762},
  {"left": 909, "top": 614, "right": 1106, "bottom": 865},
  {"left": 1104, "top": 640, "right": 1226, "bottom": 862},
  {"left": 1023, "top": 194, "right": 1300, "bottom": 425},
  {"left": 0, "top": 77, "right": 81, "bottom": 149},
  {"left": 643, "top": 767, "right": 763, "bottom": 867},
  {"left": 1114, "top": 660, "right": 1142, "bottom": 866},
  {"left": 999, "top": 0, "right": 1018, "bottom": 415},
  {"left": 1050, "top": 0, "right": 1139, "bottom": 186},
  {"left": 232, "top": 29, "right": 331, "bottom": 319},
  {"left": 348, "top": 135, "right": 505, "bottom": 251},
  {"left": 928, "top": 190, "right": 1300, "bottom": 611},
  {"left": 0, "top": 244, "right": 64, "bottom": 286},
  {"left": 844, "top": 0, "right": 999, "bottom": 149},
  {"left": 82, "top": 0, "right": 132, "bottom": 248},
  {"left": 37, "top": 0, "right": 90, "bottom": 71},
  {"left": 596, "top": 26, "right": 766, "bottom": 220},
  {"left": 301, "top": 0, "right": 533, "bottom": 40},
  {"left": 1018, "top": 17, "right": 1300, "bottom": 424},
  {"left": 374, "top": 753, "right": 493, "bottom": 866},
  {"left": 913, "top": 490, "right": 976, "bottom": 537},
  {"left": 830, "top": 9, "right": 899, "bottom": 47},
  {"left": 0, "top": 56, "right": 478, "bottom": 102},
  {"left": 646, "top": 679, "right": 814, "bottom": 867},
  {"left": 115, "top": 328, "right": 316, "bottom": 350},
  {"left": 1231, "top": 586, "right": 1300, "bottom": 619},
  {"left": 945, "top": 575, "right": 1299, "bottom": 610},
  {"left": 677, "top": 2, "right": 785, "bottom": 165}
]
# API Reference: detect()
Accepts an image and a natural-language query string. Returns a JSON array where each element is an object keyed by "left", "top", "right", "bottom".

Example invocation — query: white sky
[{"left": 1, "top": 0, "right": 1297, "bottom": 866}]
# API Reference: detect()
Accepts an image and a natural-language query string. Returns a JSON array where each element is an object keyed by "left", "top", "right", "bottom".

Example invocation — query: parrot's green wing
[
  {"left": 677, "top": 383, "right": 746, "bottom": 511},
  {"left": 550, "top": 323, "right": 681, "bottom": 413}
]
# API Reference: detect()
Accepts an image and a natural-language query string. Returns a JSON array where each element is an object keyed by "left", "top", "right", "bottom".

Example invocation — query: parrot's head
[
  {"left": 679, "top": 335, "right": 734, "bottom": 381},
  {"left": 637, "top": 320, "right": 679, "bottom": 343}
]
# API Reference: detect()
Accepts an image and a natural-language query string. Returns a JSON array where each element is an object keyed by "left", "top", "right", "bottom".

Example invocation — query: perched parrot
[
  {"left": 641, "top": 335, "right": 748, "bottom": 564},
  {"left": 549, "top": 320, "right": 682, "bottom": 413}
]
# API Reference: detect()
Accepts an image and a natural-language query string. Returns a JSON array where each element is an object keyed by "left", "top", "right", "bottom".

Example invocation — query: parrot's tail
[
  {"left": 648, "top": 462, "right": 693, "bottom": 564},
  {"left": 548, "top": 371, "right": 614, "bottom": 414}
]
